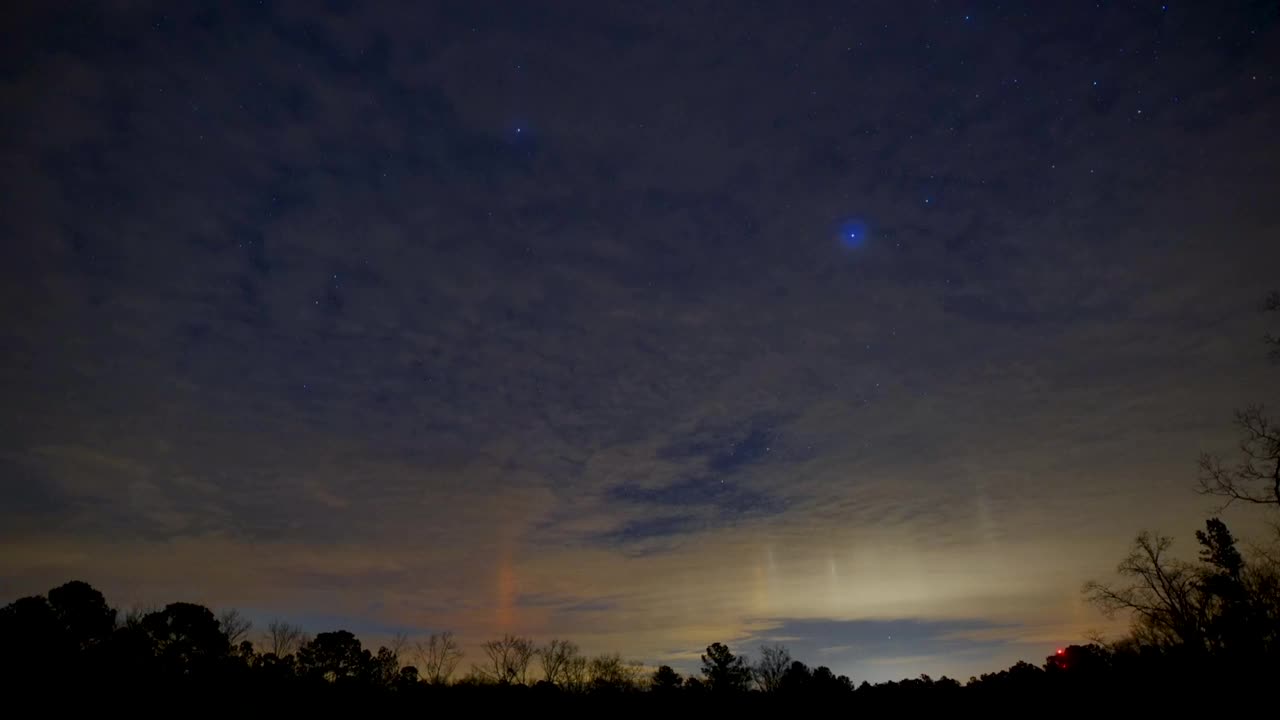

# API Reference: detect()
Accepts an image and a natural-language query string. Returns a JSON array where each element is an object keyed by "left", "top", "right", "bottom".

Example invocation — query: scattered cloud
[{"left": 0, "top": 0, "right": 1276, "bottom": 680}]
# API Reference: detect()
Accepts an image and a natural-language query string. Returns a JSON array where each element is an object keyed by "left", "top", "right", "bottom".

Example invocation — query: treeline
[{"left": 3, "top": 525, "right": 1277, "bottom": 710}]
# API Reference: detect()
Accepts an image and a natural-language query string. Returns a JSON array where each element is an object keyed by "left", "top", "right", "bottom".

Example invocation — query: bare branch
[
  {"left": 263, "top": 619, "right": 306, "bottom": 657},
  {"left": 475, "top": 634, "right": 535, "bottom": 685},
  {"left": 1197, "top": 406, "right": 1280, "bottom": 509},
  {"left": 413, "top": 631, "right": 463, "bottom": 685},
  {"left": 1083, "top": 531, "right": 1206, "bottom": 651},
  {"left": 754, "top": 644, "right": 791, "bottom": 692},
  {"left": 586, "top": 652, "right": 641, "bottom": 691},
  {"left": 538, "top": 638, "right": 579, "bottom": 687},
  {"left": 218, "top": 608, "right": 253, "bottom": 646},
  {"left": 562, "top": 653, "right": 589, "bottom": 692},
  {"left": 387, "top": 631, "right": 409, "bottom": 661}
]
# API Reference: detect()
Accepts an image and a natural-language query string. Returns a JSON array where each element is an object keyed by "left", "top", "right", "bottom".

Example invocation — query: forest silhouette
[{"left": 4, "top": 297, "right": 1277, "bottom": 709}]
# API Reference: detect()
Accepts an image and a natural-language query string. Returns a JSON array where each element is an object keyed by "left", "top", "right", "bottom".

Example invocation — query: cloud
[
  {"left": 0, "top": 0, "right": 1277, "bottom": 682},
  {"left": 735, "top": 617, "right": 1042, "bottom": 683},
  {"left": 593, "top": 515, "right": 702, "bottom": 547}
]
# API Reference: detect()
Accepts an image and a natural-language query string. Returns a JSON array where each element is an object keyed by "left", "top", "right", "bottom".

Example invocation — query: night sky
[{"left": 3, "top": 1, "right": 1279, "bottom": 682}]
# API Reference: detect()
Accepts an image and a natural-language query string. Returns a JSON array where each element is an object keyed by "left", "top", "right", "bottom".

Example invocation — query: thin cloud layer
[{"left": 1, "top": 1, "right": 1278, "bottom": 680}]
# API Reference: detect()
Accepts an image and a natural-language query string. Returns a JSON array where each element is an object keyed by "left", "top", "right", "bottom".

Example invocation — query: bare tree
[
  {"left": 414, "top": 631, "right": 464, "bottom": 685},
  {"left": 264, "top": 619, "right": 307, "bottom": 657},
  {"left": 1084, "top": 531, "right": 1207, "bottom": 651},
  {"left": 754, "top": 643, "right": 791, "bottom": 692},
  {"left": 475, "top": 634, "right": 535, "bottom": 685},
  {"left": 562, "top": 653, "right": 589, "bottom": 692},
  {"left": 1198, "top": 294, "right": 1280, "bottom": 509},
  {"left": 586, "top": 652, "right": 641, "bottom": 691},
  {"left": 538, "top": 638, "right": 579, "bottom": 686},
  {"left": 387, "top": 632, "right": 410, "bottom": 665},
  {"left": 1198, "top": 406, "right": 1280, "bottom": 509},
  {"left": 218, "top": 608, "right": 253, "bottom": 645}
]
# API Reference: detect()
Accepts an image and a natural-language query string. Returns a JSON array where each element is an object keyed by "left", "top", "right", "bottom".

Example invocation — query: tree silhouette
[
  {"left": 538, "top": 638, "right": 579, "bottom": 687},
  {"left": 779, "top": 660, "right": 813, "bottom": 693},
  {"left": 1197, "top": 518, "right": 1245, "bottom": 580},
  {"left": 253, "top": 646, "right": 300, "bottom": 681},
  {"left": 562, "top": 652, "right": 589, "bottom": 692},
  {"left": 753, "top": 643, "right": 791, "bottom": 692},
  {"left": 47, "top": 580, "right": 116, "bottom": 651},
  {"left": 414, "top": 630, "right": 463, "bottom": 685},
  {"left": 297, "top": 630, "right": 371, "bottom": 683},
  {"left": 1196, "top": 518, "right": 1280, "bottom": 662},
  {"left": 219, "top": 608, "right": 253, "bottom": 646},
  {"left": 587, "top": 652, "right": 640, "bottom": 692},
  {"left": 1084, "top": 531, "right": 1205, "bottom": 651},
  {"left": 0, "top": 594, "right": 62, "bottom": 681},
  {"left": 0, "top": 581, "right": 118, "bottom": 684},
  {"left": 810, "top": 665, "right": 854, "bottom": 693},
  {"left": 1197, "top": 294, "right": 1280, "bottom": 508},
  {"left": 397, "top": 665, "right": 421, "bottom": 689},
  {"left": 264, "top": 619, "right": 308, "bottom": 657},
  {"left": 1043, "top": 643, "right": 1112, "bottom": 676},
  {"left": 140, "top": 602, "right": 231, "bottom": 676},
  {"left": 1085, "top": 516, "right": 1280, "bottom": 669},
  {"left": 476, "top": 634, "right": 535, "bottom": 685},
  {"left": 1198, "top": 406, "right": 1280, "bottom": 508},
  {"left": 3, "top": 577, "right": 1276, "bottom": 704},
  {"left": 369, "top": 646, "right": 401, "bottom": 687},
  {"left": 650, "top": 664, "right": 682, "bottom": 692},
  {"left": 699, "top": 642, "right": 751, "bottom": 692}
]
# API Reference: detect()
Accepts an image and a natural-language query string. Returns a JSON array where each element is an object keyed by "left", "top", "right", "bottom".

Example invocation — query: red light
[{"left": 1056, "top": 648, "right": 1064, "bottom": 655}]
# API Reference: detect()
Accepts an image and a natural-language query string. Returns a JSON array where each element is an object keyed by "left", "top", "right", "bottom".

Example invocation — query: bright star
[{"left": 837, "top": 219, "right": 870, "bottom": 250}]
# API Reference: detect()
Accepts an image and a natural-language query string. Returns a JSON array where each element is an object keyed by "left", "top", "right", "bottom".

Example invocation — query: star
[{"left": 838, "top": 219, "right": 870, "bottom": 250}]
